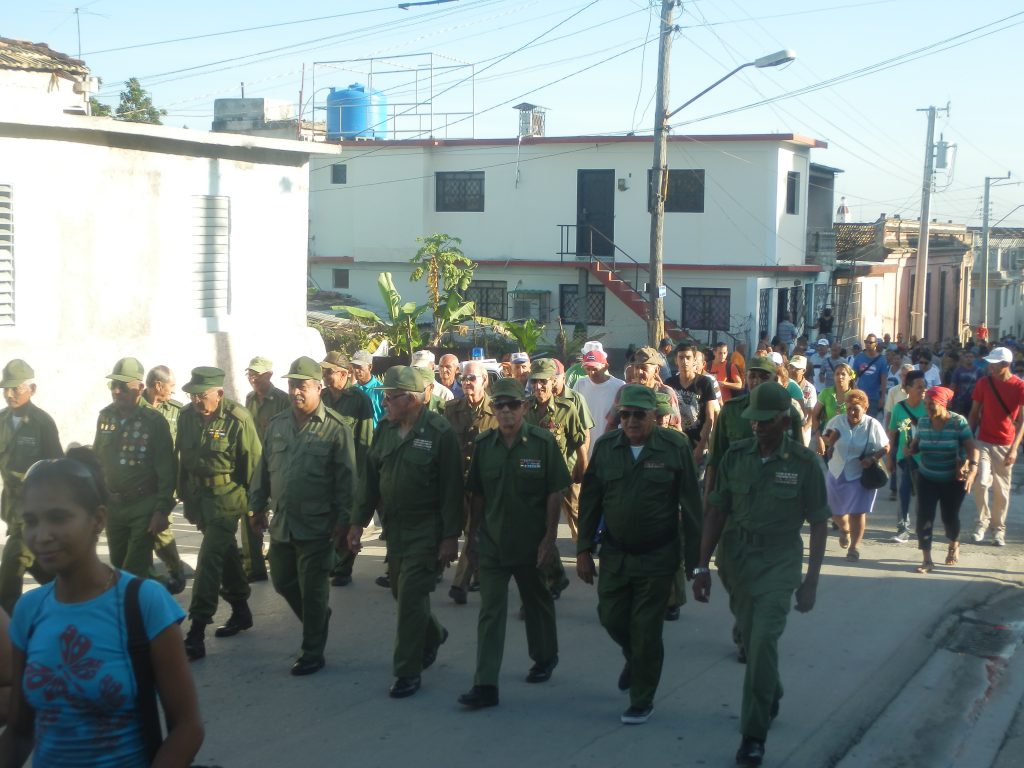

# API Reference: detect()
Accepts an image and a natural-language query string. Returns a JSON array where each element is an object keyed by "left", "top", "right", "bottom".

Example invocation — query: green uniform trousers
[
  {"left": 153, "top": 526, "right": 184, "bottom": 578},
  {"left": 188, "top": 513, "right": 251, "bottom": 623},
  {"left": 240, "top": 512, "right": 268, "bottom": 579},
  {"left": 717, "top": 548, "right": 746, "bottom": 649},
  {"left": 666, "top": 562, "right": 689, "bottom": 610},
  {"left": 106, "top": 498, "right": 156, "bottom": 578},
  {"left": 474, "top": 560, "right": 557, "bottom": 686},
  {"left": 0, "top": 520, "right": 52, "bottom": 615},
  {"left": 269, "top": 537, "right": 333, "bottom": 663},
  {"left": 389, "top": 554, "right": 446, "bottom": 678},
  {"left": 596, "top": 562, "right": 673, "bottom": 710},
  {"left": 733, "top": 586, "right": 789, "bottom": 740},
  {"left": 450, "top": 496, "right": 476, "bottom": 592},
  {"left": 329, "top": 526, "right": 357, "bottom": 580}
]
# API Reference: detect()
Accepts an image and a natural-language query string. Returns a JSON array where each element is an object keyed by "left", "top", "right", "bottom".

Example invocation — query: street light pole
[
  {"left": 646, "top": 23, "right": 795, "bottom": 345},
  {"left": 980, "top": 173, "right": 1012, "bottom": 336}
]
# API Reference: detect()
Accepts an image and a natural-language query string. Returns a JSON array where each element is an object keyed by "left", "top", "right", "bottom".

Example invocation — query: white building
[
  {"left": 308, "top": 133, "right": 833, "bottom": 353},
  {"left": 0, "top": 37, "right": 94, "bottom": 117},
  {"left": 969, "top": 227, "right": 1024, "bottom": 340}
]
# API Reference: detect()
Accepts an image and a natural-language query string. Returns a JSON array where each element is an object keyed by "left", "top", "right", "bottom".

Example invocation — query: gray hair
[{"left": 146, "top": 365, "right": 173, "bottom": 388}]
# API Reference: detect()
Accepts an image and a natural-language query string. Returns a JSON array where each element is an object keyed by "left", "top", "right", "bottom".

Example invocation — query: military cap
[
  {"left": 382, "top": 365, "right": 424, "bottom": 392},
  {"left": 413, "top": 366, "right": 435, "bottom": 387},
  {"left": 321, "top": 350, "right": 350, "bottom": 370},
  {"left": 0, "top": 359, "right": 34, "bottom": 388},
  {"left": 632, "top": 347, "right": 665, "bottom": 367},
  {"left": 788, "top": 355, "right": 808, "bottom": 371},
  {"left": 491, "top": 378, "right": 526, "bottom": 401},
  {"left": 107, "top": 357, "right": 145, "bottom": 384},
  {"left": 351, "top": 350, "right": 373, "bottom": 368},
  {"left": 284, "top": 356, "right": 322, "bottom": 381},
  {"left": 529, "top": 358, "right": 558, "bottom": 380},
  {"left": 182, "top": 366, "right": 226, "bottom": 394},
  {"left": 246, "top": 356, "right": 273, "bottom": 374},
  {"left": 655, "top": 392, "right": 672, "bottom": 418},
  {"left": 747, "top": 356, "right": 777, "bottom": 375},
  {"left": 618, "top": 385, "right": 658, "bottom": 410},
  {"left": 741, "top": 382, "right": 791, "bottom": 421}
]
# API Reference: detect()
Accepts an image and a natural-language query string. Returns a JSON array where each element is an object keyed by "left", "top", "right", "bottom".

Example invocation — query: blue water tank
[{"left": 326, "top": 83, "right": 387, "bottom": 141}]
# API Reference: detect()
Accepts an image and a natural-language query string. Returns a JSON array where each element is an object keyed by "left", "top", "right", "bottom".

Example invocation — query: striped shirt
[{"left": 914, "top": 412, "right": 972, "bottom": 482}]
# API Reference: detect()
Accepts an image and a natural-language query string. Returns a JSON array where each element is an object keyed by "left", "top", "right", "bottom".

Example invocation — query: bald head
[{"left": 438, "top": 353, "right": 460, "bottom": 388}]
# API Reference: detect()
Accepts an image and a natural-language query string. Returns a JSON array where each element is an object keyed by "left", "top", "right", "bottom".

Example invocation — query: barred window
[
  {"left": 648, "top": 169, "right": 704, "bottom": 213},
  {"left": 465, "top": 280, "right": 507, "bottom": 320},
  {"left": 786, "top": 171, "right": 800, "bottom": 215},
  {"left": 681, "top": 288, "right": 729, "bottom": 331},
  {"left": 559, "top": 284, "right": 606, "bottom": 325},
  {"left": 436, "top": 171, "right": 485, "bottom": 212}
]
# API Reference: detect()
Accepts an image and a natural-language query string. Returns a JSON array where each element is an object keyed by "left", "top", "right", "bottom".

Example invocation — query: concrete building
[
  {"left": 211, "top": 97, "right": 324, "bottom": 142},
  {"left": 0, "top": 37, "right": 94, "bottom": 117},
  {"left": 969, "top": 227, "right": 1024, "bottom": 340},
  {"left": 308, "top": 134, "right": 835, "bottom": 353}
]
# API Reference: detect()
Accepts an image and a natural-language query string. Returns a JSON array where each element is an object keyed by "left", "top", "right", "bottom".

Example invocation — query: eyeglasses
[
  {"left": 493, "top": 399, "right": 524, "bottom": 411},
  {"left": 864, "top": 339, "right": 877, "bottom": 344},
  {"left": 383, "top": 392, "right": 412, "bottom": 402},
  {"left": 618, "top": 410, "right": 648, "bottom": 420},
  {"left": 460, "top": 374, "right": 481, "bottom": 383}
]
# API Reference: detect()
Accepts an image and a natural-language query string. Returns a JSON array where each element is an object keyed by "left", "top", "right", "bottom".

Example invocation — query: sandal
[
  {"left": 945, "top": 542, "right": 960, "bottom": 566},
  {"left": 846, "top": 548, "right": 860, "bottom": 562},
  {"left": 915, "top": 562, "right": 934, "bottom": 574},
  {"left": 839, "top": 530, "right": 850, "bottom": 549}
]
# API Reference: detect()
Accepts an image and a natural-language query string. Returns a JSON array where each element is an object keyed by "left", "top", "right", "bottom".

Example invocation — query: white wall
[{"left": 0, "top": 70, "right": 88, "bottom": 118}]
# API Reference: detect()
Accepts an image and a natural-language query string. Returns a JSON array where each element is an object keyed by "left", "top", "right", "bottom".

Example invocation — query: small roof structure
[{"left": 0, "top": 37, "right": 88, "bottom": 80}]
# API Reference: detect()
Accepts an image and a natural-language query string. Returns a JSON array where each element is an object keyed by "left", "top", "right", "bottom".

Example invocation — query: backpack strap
[
  {"left": 125, "top": 577, "right": 164, "bottom": 763},
  {"left": 987, "top": 376, "right": 1013, "bottom": 417}
]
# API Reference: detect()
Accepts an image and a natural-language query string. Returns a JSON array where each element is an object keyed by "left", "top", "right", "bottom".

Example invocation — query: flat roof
[{"left": 324, "top": 133, "right": 827, "bottom": 150}]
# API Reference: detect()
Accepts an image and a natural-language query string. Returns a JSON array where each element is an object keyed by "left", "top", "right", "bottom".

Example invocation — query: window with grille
[
  {"left": 436, "top": 171, "right": 485, "bottom": 212},
  {"left": 681, "top": 287, "right": 730, "bottom": 331},
  {"left": 648, "top": 169, "right": 705, "bottom": 213},
  {"left": 332, "top": 268, "right": 349, "bottom": 289},
  {"left": 464, "top": 280, "right": 507, "bottom": 320},
  {"left": 559, "top": 284, "right": 606, "bottom": 325},
  {"left": 0, "top": 185, "right": 13, "bottom": 326},
  {"left": 331, "top": 164, "right": 347, "bottom": 184},
  {"left": 510, "top": 290, "right": 550, "bottom": 322},
  {"left": 192, "top": 196, "right": 230, "bottom": 318},
  {"left": 785, "top": 171, "right": 800, "bottom": 215},
  {"left": 758, "top": 289, "right": 771, "bottom": 339}
]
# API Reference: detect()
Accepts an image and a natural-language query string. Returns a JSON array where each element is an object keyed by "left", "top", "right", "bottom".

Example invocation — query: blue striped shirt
[{"left": 915, "top": 412, "right": 972, "bottom": 481}]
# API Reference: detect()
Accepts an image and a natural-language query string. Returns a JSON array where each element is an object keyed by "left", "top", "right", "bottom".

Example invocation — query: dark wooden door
[{"left": 577, "top": 169, "right": 615, "bottom": 257}]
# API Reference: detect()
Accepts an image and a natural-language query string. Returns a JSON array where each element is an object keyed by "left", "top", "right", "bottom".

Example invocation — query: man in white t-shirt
[
  {"left": 809, "top": 338, "right": 831, "bottom": 392},
  {"left": 572, "top": 349, "right": 625, "bottom": 457},
  {"left": 916, "top": 350, "right": 941, "bottom": 388}
]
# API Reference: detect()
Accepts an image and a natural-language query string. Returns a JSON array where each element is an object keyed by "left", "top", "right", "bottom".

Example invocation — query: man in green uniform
[
  {"left": 347, "top": 366, "right": 462, "bottom": 699},
  {"left": 552, "top": 357, "right": 593, "bottom": 543},
  {"left": 351, "top": 350, "right": 384, "bottom": 426},
  {"left": 93, "top": 358, "right": 176, "bottom": 580},
  {"left": 524, "top": 358, "right": 587, "bottom": 598},
  {"left": 576, "top": 385, "right": 702, "bottom": 725},
  {"left": 0, "top": 359, "right": 62, "bottom": 614},
  {"left": 320, "top": 351, "right": 374, "bottom": 587},
  {"left": 177, "top": 366, "right": 262, "bottom": 661},
  {"left": 142, "top": 364, "right": 187, "bottom": 595},
  {"left": 693, "top": 382, "right": 829, "bottom": 767},
  {"left": 705, "top": 355, "right": 804, "bottom": 662},
  {"left": 249, "top": 357, "right": 357, "bottom": 676},
  {"left": 444, "top": 360, "right": 498, "bottom": 605},
  {"left": 414, "top": 366, "right": 446, "bottom": 414},
  {"left": 457, "top": 377, "right": 569, "bottom": 708},
  {"left": 242, "top": 356, "right": 290, "bottom": 583}
]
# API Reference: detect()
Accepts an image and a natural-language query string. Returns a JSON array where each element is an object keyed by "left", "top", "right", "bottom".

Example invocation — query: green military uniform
[
  {"left": 178, "top": 385, "right": 262, "bottom": 626},
  {"left": 322, "top": 384, "right": 374, "bottom": 582},
  {"left": 444, "top": 393, "right": 498, "bottom": 596},
  {"left": 709, "top": 432, "right": 829, "bottom": 742},
  {"left": 242, "top": 384, "right": 290, "bottom": 580},
  {"left": 578, "top": 409, "right": 703, "bottom": 712},
  {"left": 354, "top": 376, "right": 463, "bottom": 680},
  {"left": 142, "top": 394, "right": 186, "bottom": 586},
  {"left": 466, "top": 416, "right": 569, "bottom": 686},
  {"left": 250, "top": 365, "right": 356, "bottom": 668},
  {"left": 558, "top": 384, "right": 594, "bottom": 543},
  {"left": 94, "top": 400, "right": 176, "bottom": 579},
  {"left": 0, "top": 376, "right": 62, "bottom": 614}
]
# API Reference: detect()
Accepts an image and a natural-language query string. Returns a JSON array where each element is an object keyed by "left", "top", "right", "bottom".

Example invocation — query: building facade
[{"left": 969, "top": 227, "right": 1024, "bottom": 340}]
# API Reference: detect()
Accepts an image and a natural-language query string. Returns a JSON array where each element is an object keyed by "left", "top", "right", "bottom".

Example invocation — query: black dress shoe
[
  {"left": 449, "top": 585, "right": 467, "bottom": 605},
  {"left": 526, "top": 655, "right": 558, "bottom": 683},
  {"left": 184, "top": 623, "right": 206, "bottom": 661},
  {"left": 389, "top": 676, "right": 421, "bottom": 698},
  {"left": 214, "top": 603, "right": 253, "bottom": 638},
  {"left": 458, "top": 685, "right": 499, "bottom": 708},
  {"left": 422, "top": 628, "right": 449, "bottom": 670},
  {"left": 290, "top": 657, "right": 325, "bottom": 676},
  {"left": 331, "top": 574, "right": 352, "bottom": 587},
  {"left": 375, "top": 574, "right": 391, "bottom": 589},
  {"left": 617, "top": 662, "right": 631, "bottom": 691},
  {"left": 664, "top": 606, "right": 680, "bottom": 621},
  {"left": 736, "top": 737, "right": 765, "bottom": 766}
]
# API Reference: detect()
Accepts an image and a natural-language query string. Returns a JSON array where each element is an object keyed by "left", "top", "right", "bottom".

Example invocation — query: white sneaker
[
  {"left": 994, "top": 532, "right": 1006, "bottom": 547},
  {"left": 972, "top": 528, "right": 986, "bottom": 543}
]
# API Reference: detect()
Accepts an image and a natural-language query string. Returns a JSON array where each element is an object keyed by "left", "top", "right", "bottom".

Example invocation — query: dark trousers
[
  {"left": 915, "top": 474, "right": 966, "bottom": 551},
  {"left": 896, "top": 458, "right": 914, "bottom": 526},
  {"left": 269, "top": 537, "right": 333, "bottom": 662}
]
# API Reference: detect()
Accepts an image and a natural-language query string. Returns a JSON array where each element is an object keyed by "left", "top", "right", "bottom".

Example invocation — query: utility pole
[
  {"left": 980, "top": 173, "right": 1012, "bottom": 336},
  {"left": 647, "top": 0, "right": 677, "bottom": 346},
  {"left": 910, "top": 104, "right": 949, "bottom": 341}
]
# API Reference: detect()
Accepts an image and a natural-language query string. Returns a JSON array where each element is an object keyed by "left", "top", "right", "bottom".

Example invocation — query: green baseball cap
[
  {"left": 107, "top": 357, "right": 145, "bottom": 384},
  {"left": 740, "top": 382, "right": 791, "bottom": 420},
  {"left": 655, "top": 392, "right": 672, "bottom": 417},
  {"left": 246, "top": 356, "right": 273, "bottom": 374},
  {"left": 529, "top": 358, "right": 558, "bottom": 380},
  {"left": 181, "top": 366, "right": 226, "bottom": 394},
  {"left": 491, "top": 378, "right": 525, "bottom": 401},
  {"left": 321, "top": 351, "right": 350, "bottom": 370},
  {"left": 413, "top": 366, "right": 435, "bottom": 388},
  {"left": 284, "top": 357, "right": 322, "bottom": 381},
  {"left": 0, "top": 359, "right": 34, "bottom": 388},
  {"left": 382, "top": 365, "right": 423, "bottom": 392},
  {"left": 747, "top": 356, "right": 777, "bottom": 375},
  {"left": 618, "top": 385, "right": 658, "bottom": 410},
  {"left": 633, "top": 347, "right": 665, "bottom": 367}
]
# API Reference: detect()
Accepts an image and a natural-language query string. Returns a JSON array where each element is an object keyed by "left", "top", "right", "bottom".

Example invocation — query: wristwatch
[{"left": 691, "top": 566, "right": 711, "bottom": 577}]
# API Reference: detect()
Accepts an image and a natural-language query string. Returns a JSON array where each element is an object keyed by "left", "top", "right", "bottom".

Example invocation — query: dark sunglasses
[
  {"left": 618, "top": 410, "right": 648, "bottom": 420},
  {"left": 383, "top": 392, "right": 412, "bottom": 402},
  {"left": 493, "top": 399, "right": 524, "bottom": 411},
  {"left": 460, "top": 374, "right": 482, "bottom": 383}
]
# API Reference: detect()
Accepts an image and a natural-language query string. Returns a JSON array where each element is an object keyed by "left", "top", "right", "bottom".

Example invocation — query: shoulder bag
[{"left": 858, "top": 422, "right": 889, "bottom": 489}]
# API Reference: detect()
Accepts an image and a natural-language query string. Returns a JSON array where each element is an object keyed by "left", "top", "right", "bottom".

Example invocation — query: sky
[{"left": 5, "top": 0, "right": 1023, "bottom": 226}]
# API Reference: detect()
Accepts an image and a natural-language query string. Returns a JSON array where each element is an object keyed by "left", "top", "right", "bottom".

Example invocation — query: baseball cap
[
  {"left": 350, "top": 350, "right": 373, "bottom": 368},
  {"left": 816, "top": 338, "right": 829, "bottom": 347},
  {"left": 633, "top": 347, "right": 665, "bottom": 367},
  {"left": 107, "top": 357, "right": 145, "bottom": 384},
  {"left": 582, "top": 350, "right": 608, "bottom": 368},
  {"left": 551, "top": 358, "right": 565, "bottom": 376},
  {"left": 283, "top": 357, "right": 322, "bottom": 381},
  {"left": 741, "top": 382, "right": 791, "bottom": 420},
  {"left": 491, "top": 378, "right": 525, "bottom": 401},
  {"left": 984, "top": 347, "right": 1013, "bottom": 365},
  {"left": 617, "top": 385, "right": 657, "bottom": 411},
  {"left": 411, "top": 350, "right": 435, "bottom": 367},
  {"left": 747, "top": 356, "right": 776, "bottom": 375},
  {"left": 529, "top": 358, "right": 558, "bottom": 380},
  {"left": 413, "top": 367, "right": 435, "bottom": 388},
  {"left": 0, "top": 359, "right": 34, "bottom": 388},
  {"left": 581, "top": 341, "right": 604, "bottom": 354},
  {"left": 381, "top": 366, "right": 423, "bottom": 392},
  {"left": 769, "top": 352, "right": 784, "bottom": 367},
  {"left": 788, "top": 355, "right": 808, "bottom": 371},
  {"left": 321, "top": 351, "right": 350, "bottom": 370},
  {"left": 510, "top": 352, "right": 530, "bottom": 365},
  {"left": 654, "top": 392, "right": 672, "bottom": 418},
  {"left": 246, "top": 356, "right": 273, "bottom": 374},
  {"left": 182, "top": 366, "right": 225, "bottom": 394}
]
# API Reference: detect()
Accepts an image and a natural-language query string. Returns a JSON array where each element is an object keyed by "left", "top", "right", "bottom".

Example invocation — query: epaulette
[
  {"left": 226, "top": 401, "right": 252, "bottom": 422},
  {"left": 167, "top": 399, "right": 184, "bottom": 409},
  {"left": 474, "top": 426, "right": 497, "bottom": 443}
]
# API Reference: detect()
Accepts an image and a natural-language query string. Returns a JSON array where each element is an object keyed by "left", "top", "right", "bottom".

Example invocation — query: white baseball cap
[
  {"left": 581, "top": 340, "right": 604, "bottom": 354},
  {"left": 411, "top": 350, "right": 435, "bottom": 367},
  {"left": 816, "top": 338, "right": 829, "bottom": 347},
  {"left": 984, "top": 347, "right": 1013, "bottom": 365},
  {"left": 770, "top": 352, "right": 784, "bottom": 366}
]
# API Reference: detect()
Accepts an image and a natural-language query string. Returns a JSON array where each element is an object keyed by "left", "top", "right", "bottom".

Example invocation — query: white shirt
[
  {"left": 825, "top": 413, "right": 889, "bottom": 481},
  {"left": 917, "top": 364, "right": 941, "bottom": 389},
  {"left": 573, "top": 374, "right": 626, "bottom": 456}
]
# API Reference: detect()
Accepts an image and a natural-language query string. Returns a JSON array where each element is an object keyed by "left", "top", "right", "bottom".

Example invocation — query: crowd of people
[{"left": 0, "top": 322, "right": 1022, "bottom": 767}]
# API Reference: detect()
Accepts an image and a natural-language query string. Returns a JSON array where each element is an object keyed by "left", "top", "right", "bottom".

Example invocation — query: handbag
[{"left": 858, "top": 436, "right": 889, "bottom": 490}]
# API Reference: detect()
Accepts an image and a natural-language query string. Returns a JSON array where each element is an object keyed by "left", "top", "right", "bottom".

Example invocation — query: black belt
[
  {"left": 108, "top": 480, "right": 158, "bottom": 506},
  {"left": 602, "top": 530, "right": 676, "bottom": 556}
]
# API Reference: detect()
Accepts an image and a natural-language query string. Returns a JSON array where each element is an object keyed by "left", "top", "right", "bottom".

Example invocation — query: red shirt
[
  {"left": 710, "top": 360, "right": 741, "bottom": 402},
  {"left": 972, "top": 374, "right": 1024, "bottom": 445}
]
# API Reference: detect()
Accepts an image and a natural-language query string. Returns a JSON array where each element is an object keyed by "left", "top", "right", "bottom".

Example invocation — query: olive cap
[
  {"left": 747, "top": 356, "right": 777, "bottom": 375},
  {"left": 246, "top": 356, "right": 273, "bottom": 374},
  {"left": 632, "top": 347, "right": 665, "bottom": 367},
  {"left": 321, "top": 350, "right": 350, "bottom": 370},
  {"left": 283, "top": 357, "right": 322, "bottom": 381},
  {"left": 0, "top": 359, "right": 34, "bottom": 388},
  {"left": 107, "top": 357, "right": 145, "bottom": 384},
  {"left": 382, "top": 365, "right": 424, "bottom": 392},
  {"left": 654, "top": 392, "right": 672, "bottom": 417},
  {"left": 181, "top": 366, "right": 226, "bottom": 394},
  {"left": 491, "top": 378, "right": 525, "bottom": 400},
  {"left": 529, "top": 358, "right": 558, "bottom": 380},
  {"left": 618, "top": 385, "right": 658, "bottom": 410},
  {"left": 740, "top": 382, "right": 791, "bottom": 420},
  {"left": 413, "top": 366, "right": 435, "bottom": 387}
]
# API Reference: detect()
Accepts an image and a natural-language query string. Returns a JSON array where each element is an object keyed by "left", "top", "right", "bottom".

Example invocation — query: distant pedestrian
[
  {"left": 710, "top": 342, "right": 743, "bottom": 402},
  {"left": 572, "top": 349, "right": 625, "bottom": 456},
  {"left": 351, "top": 351, "right": 384, "bottom": 426},
  {"left": 776, "top": 313, "right": 798, "bottom": 353},
  {"left": 851, "top": 334, "right": 886, "bottom": 415},
  {"left": 886, "top": 370, "right": 926, "bottom": 542}
]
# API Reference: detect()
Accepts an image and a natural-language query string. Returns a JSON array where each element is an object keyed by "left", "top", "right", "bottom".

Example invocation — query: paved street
[{"left": 8, "top": 490, "right": 1024, "bottom": 768}]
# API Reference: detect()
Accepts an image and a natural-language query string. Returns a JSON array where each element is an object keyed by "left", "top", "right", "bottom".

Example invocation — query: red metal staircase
[{"left": 586, "top": 260, "right": 688, "bottom": 341}]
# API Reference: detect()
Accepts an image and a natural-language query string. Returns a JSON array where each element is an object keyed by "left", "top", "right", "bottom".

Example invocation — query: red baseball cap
[{"left": 583, "top": 350, "right": 608, "bottom": 368}]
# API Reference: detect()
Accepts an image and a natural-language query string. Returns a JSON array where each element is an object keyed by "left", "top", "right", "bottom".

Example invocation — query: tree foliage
[
  {"left": 89, "top": 97, "right": 112, "bottom": 117},
  {"left": 474, "top": 317, "right": 548, "bottom": 355},
  {"left": 410, "top": 233, "right": 477, "bottom": 345},
  {"left": 114, "top": 77, "right": 167, "bottom": 124},
  {"left": 333, "top": 272, "right": 428, "bottom": 357}
]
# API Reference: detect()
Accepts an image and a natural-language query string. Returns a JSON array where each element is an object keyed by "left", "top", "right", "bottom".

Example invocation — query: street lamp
[{"left": 646, "top": 33, "right": 796, "bottom": 345}]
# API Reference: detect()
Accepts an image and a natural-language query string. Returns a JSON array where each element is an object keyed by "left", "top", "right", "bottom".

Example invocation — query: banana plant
[
  {"left": 333, "top": 272, "right": 428, "bottom": 357},
  {"left": 474, "top": 316, "right": 549, "bottom": 355}
]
